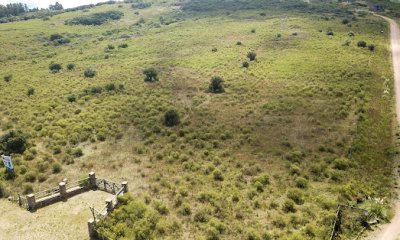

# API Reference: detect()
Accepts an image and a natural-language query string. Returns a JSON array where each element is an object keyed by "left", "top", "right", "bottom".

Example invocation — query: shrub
[
  {"left": 282, "top": 199, "right": 296, "bottom": 213},
  {"left": 0, "top": 130, "right": 28, "bottom": 154},
  {"left": 287, "top": 189, "right": 304, "bottom": 205},
  {"left": 143, "top": 68, "right": 158, "bottom": 82},
  {"left": 164, "top": 109, "right": 180, "bottom": 127},
  {"left": 247, "top": 52, "right": 257, "bottom": 61},
  {"left": 333, "top": 157, "right": 351, "bottom": 170},
  {"left": 153, "top": 201, "right": 169, "bottom": 215},
  {"left": 49, "top": 63, "right": 62, "bottom": 73},
  {"left": 211, "top": 47, "right": 218, "bottom": 52},
  {"left": 251, "top": 29, "right": 256, "bottom": 33},
  {"left": 179, "top": 203, "right": 192, "bottom": 216},
  {"left": 67, "top": 63, "right": 75, "bottom": 70},
  {"left": 65, "top": 11, "right": 124, "bottom": 26},
  {"left": 194, "top": 209, "right": 210, "bottom": 223},
  {"left": 295, "top": 177, "right": 308, "bottom": 189},
  {"left": 25, "top": 171, "right": 37, "bottom": 182},
  {"left": 208, "top": 76, "right": 224, "bottom": 93},
  {"left": 23, "top": 183, "right": 33, "bottom": 194},
  {"left": 50, "top": 33, "right": 63, "bottom": 41},
  {"left": 132, "top": 2, "right": 152, "bottom": 9},
  {"left": 368, "top": 44, "right": 375, "bottom": 51},
  {"left": 357, "top": 41, "right": 367, "bottom": 48},
  {"left": 27, "top": 87, "right": 35, "bottom": 96},
  {"left": 105, "top": 83, "right": 116, "bottom": 91},
  {"left": 213, "top": 169, "right": 224, "bottom": 181},
  {"left": 72, "top": 148, "right": 83, "bottom": 157},
  {"left": 4, "top": 74, "right": 12, "bottom": 82},
  {"left": 326, "top": 29, "right": 334, "bottom": 36},
  {"left": 52, "top": 162, "right": 62, "bottom": 173},
  {"left": 242, "top": 61, "right": 249, "bottom": 68},
  {"left": 84, "top": 68, "right": 96, "bottom": 78},
  {"left": 0, "top": 182, "right": 6, "bottom": 198},
  {"left": 236, "top": 41, "right": 242, "bottom": 45},
  {"left": 67, "top": 95, "right": 76, "bottom": 102},
  {"left": 341, "top": 19, "right": 349, "bottom": 24},
  {"left": 348, "top": 31, "right": 355, "bottom": 37},
  {"left": 118, "top": 43, "right": 128, "bottom": 48},
  {"left": 106, "top": 44, "right": 115, "bottom": 50}
]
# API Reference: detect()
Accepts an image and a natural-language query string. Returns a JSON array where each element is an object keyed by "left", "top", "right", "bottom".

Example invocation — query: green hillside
[{"left": 0, "top": 0, "right": 397, "bottom": 239}]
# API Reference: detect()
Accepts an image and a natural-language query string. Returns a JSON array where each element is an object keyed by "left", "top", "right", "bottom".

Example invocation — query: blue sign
[{"left": 2, "top": 155, "right": 13, "bottom": 170}]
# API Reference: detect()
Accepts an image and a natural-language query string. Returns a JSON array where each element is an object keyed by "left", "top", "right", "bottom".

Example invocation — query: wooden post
[
  {"left": 89, "top": 172, "right": 96, "bottom": 189},
  {"left": 122, "top": 181, "right": 128, "bottom": 193},
  {"left": 26, "top": 194, "right": 36, "bottom": 211},
  {"left": 106, "top": 199, "right": 113, "bottom": 214},
  {"left": 88, "top": 218, "right": 96, "bottom": 239},
  {"left": 59, "top": 182, "right": 67, "bottom": 199}
]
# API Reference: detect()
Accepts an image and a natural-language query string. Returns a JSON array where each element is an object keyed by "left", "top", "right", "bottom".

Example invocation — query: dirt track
[{"left": 368, "top": 15, "right": 400, "bottom": 240}]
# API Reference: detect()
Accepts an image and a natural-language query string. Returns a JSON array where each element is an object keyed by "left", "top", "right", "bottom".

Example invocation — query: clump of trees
[
  {"left": 209, "top": 76, "right": 225, "bottom": 93},
  {"left": 49, "top": 2, "right": 63, "bottom": 11},
  {"left": 131, "top": 2, "right": 152, "bottom": 9},
  {"left": 143, "top": 68, "right": 158, "bottom": 82},
  {"left": 65, "top": 11, "right": 124, "bottom": 26},
  {"left": 164, "top": 109, "right": 180, "bottom": 127},
  {"left": 0, "top": 130, "right": 28, "bottom": 154}
]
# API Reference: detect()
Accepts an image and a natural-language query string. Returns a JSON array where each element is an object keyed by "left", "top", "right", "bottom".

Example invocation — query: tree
[
  {"left": 247, "top": 52, "right": 257, "bottom": 61},
  {"left": 143, "top": 68, "right": 158, "bottom": 82},
  {"left": 164, "top": 109, "right": 180, "bottom": 127},
  {"left": 0, "top": 130, "right": 28, "bottom": 154},
  {"left": 209, "top": 76, "right": 225, "bottom": 93},
  {"left": 49, "top": 2, "right": 63, "bottom": 11}
]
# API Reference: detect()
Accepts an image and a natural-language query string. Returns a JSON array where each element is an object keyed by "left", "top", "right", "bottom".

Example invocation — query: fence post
[
  {"left": 26, "top": 194, "right": 36, "bottom": 211},
  {"left": 88, "top": 218, "right": 96, "bottom": 239},
  {"left": 106, "top": 199, "right": 113, "bottom": 214},
  {"left": 59, "top": 182, "right": 67, "bottom": 199},
  {"left": 89, "top": 172, "right": 96, "bottom": 189},
  {"left": 122, "top": 181, "right": 128, "bottom": 193},
  {"left": 18, "top": 194, "right": 21, "bottom": 206}
]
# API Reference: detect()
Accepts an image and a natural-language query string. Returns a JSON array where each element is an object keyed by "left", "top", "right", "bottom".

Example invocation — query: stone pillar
[
  {"left": 89, "top": 172, "right": 96, "bottom": 189},
  {"left": 122, "top": 181, "right": 128, "bottom": 193},
  {"left": 88, "top": 218, "right": 96, "bottom": 239},
  {"left": 59, "top": 182, "right": 67, "bottom": 198},
  {"left": 26, "top": 194, "right": 36, "bottom": 211},
  {"left": 106, "top": 199, "right": 113, "bottom": 214}
]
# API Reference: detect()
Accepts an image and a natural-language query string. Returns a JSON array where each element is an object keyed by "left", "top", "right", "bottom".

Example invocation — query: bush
[
  {"left": 143, "top": 68, "right": 158, "bottom": 82},
  {"left": 50, "top": 34, "right": 63, "bottom": 41},
  {"left": 84, "top": 68, "right": 96, "bottom": 78},
  {"left": 287, "top": 189, "right": 304, "bottom": 205},
  {"left": 52, "top": 162, "right": 62, "bottom": 173},
  {"left": 333, "top": 157, "right": 351, "bottom": 170},
  {"left": 27, "top": 87, "right": 35, "bottom": 96},
  {"left": 105, "top": 83, "right": 116, "bottom": 91},
  {"left": 247, "top": 52, "right": 257, "bottom": 61},
  {"left": 65, "top": 11, "right": 124, "bottom": 26},
  {"left": 49, "top": 63, "right": 62, "bottom": 73},
  {"left": 3, "top": 74, "right": 12, "bottom": 82},
  {"left": 179, "top": 203, "right": 191, "bottom": 216},
  {"left": 242, "top": 61, "right": 249, "bottom": 68},
  {"left": 236, "top": 41, "right": 242, "bottom": 45},
  {"left": 25, "top": 171, "right": 37, "bottom": 182},
  {"left": 164, "top": 109, "right": 180, "bottom": 127},
  {"left": 251, "top": 29, "right": 256, "bottom": 33},
  {"left": 208, "top": 76, "right": 224, "bottom": 93},
  {"left": 132, "top": 2, "right": 152, "bottom": 9},
  {"left": 212, "top": 47, "right": 218, "bottom": 52},
  {"left": 326, "top": 28, "right": 334, "bottom": 36},
  {"left": 106, "top": 44, "right": 115, "bottom": 50},
  {"left": 153, "top": 201, "right": 169, "bottom": 215},
  {"left": 213, "top": 169, "right": 224, "bottom": 181},
  {"left": 295, "top": 177, "right": 308, "bottom": 189},
  {"left": 67, "top": 63, "right": 75, "bottom": 70},
  {"left": 0, "top": 182, "right": 6, "bottom": 198},
  {"left": 118, "top": 43, "right": 128, "bottom": 48},
  {"left": 341, "top": 19, "right": 349, "bottom": 24},
  {"left": 67, "top": 95, "right": 76, "bottom": 102},
  {"left": 282, "top": 199, "right": 296, "bottom": 213},
  {"left": 23, "top": 183, "right": 33, "bottom": 194},
  {"left": 0, "top": 130, "right": 28, "bottom": 154},
  {"left": 357, "top": 41, "right": 367, "bottom": 48},
  {"left": 368, "top": 44, "right": 375, "bottom": 51}
]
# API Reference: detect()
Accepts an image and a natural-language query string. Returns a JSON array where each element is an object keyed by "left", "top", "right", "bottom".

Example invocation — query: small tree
[
  {"left": 0, "top": 130, "right": 28, "bottom": 154},
  {"left": 49, "top": 63, "right": 62, "bottom": 73},
  {"left": 209, "top": 76, "right": 225, "bottom": 93},
  {"left": 357, "top": 41, "right": 367, "bottom": 48},
  {"left": 84, "top": 68, "right": 96, "bottom": 78},
  {"left": 247, "top": 52, "right": 257, "bottom": 61},
  {"left": 164, "top": 109, "right": 180, "bottom": 127},
  {"left": 143, "top": 68, "right": 158, "bottom": 82}
]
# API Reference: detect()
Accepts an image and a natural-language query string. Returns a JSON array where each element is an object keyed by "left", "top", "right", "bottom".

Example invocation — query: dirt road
[{"left": 369, "top": 15, "right": 400, "bottom": 240}]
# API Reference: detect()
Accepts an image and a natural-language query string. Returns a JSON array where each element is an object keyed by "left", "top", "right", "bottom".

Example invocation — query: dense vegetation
[{"left": 0, "top": 0, "right": 398, "bottom": 239}]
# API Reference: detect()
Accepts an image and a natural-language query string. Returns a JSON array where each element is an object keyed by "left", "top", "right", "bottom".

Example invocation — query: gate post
[
  {"left": 122, "top": 181, "right": 128, "bottom": 193},
  {"left": 89, "top": 172, "right": 96, "bottom": 189},
  {"left": 59, "top": 182, "right": 67, "bottom": 199},
  {"left": 106, "top": 199, "right": 113, "bottom": 214},
  {"left": 88, "top": 218, "right": 96, "bottom": 239},
  {"left": 26, "top": 194, "right": 36, "bottom": 211}
]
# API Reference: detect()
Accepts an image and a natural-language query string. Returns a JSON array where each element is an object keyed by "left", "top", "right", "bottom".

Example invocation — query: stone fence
[{"left": 17, "top": 172, "right": 128, "bottom": 212}]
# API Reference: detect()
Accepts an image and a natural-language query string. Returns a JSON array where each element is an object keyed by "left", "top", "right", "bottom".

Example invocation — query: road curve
[{"left": 372, "top": 14, "right": 400, "bottom": 240}]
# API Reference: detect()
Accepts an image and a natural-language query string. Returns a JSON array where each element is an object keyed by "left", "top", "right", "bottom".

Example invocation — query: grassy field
[{"left": 0, "top": 0, "right": 397, "bottom": 239}]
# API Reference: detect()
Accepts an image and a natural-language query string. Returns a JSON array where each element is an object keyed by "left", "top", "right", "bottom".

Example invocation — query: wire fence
[{"left": 329, "top": 205, "right": 369, "bottom": 240}]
